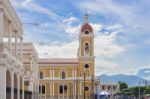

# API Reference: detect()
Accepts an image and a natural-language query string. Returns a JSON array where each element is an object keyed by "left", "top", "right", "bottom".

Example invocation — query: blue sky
[{"left": 11, "top": 0, "right": 150, "bottom": 78}]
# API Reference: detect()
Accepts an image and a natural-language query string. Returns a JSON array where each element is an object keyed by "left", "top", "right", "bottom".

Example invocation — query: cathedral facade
[
  {"left": 38, "top": 14, "right": 99, "bottom": 99},
  {"left": 0, "top": 0, "right": 119, "bottom": 99}
]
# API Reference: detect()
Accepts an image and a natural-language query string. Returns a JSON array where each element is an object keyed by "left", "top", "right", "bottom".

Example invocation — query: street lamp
[
  {"left": 83, "top": 69, "right": 87, "bottom": 99},
  {"left": 139, "top": 80, "right": 150, "bottom": 99},
  {"left": 91, "top": 74, "right": 94, "bottom": 99}
]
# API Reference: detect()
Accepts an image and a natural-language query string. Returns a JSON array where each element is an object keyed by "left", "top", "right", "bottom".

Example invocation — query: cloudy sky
[{"left": 11, "top": 0, "right": 150, "bottom": 78}]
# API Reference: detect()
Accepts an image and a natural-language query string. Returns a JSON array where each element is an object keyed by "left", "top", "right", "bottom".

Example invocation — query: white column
[
  {"left": 19, "top": 37, "right": 23, "bottom": 60},
  {"left": 53, "top": 82, "right": 54, "bottom": 96},
  {"left": 0, "top": 65, "right": 6, "bottom": 99},
  {"left": 50, "top": 82, "right": 52, "bottom": 96},
  {"left": 15, "top": 31, "right": 18, "bottom": 56},
  {"left": 53, "top": 68, "right": 54, "bottom": 78},
  {"left": 74, "top": 82, "right": 76, "bottom": 99},
  {"left": 30, "top": 56, "right": 33, "bottom": 70},
  {"left": 31, "top": 81, "right": 34, "bottom": 99},
  {"left": 75, "top": 69, "right": 77, "bottom": 77},
  {"left": 80, "top": 82, "right": 82, "bottom": 95},
  {"left": 8, "top": 20, "right": 12, "bottom": 50},
  {"left": 20, "top": 37, "right": 23, "bottom": 60},
  {"left": 11, "top": 71, "right": 14, "bottom": 99},
  {"left": 17, "top": 75, "right": 20, "bottom": 99},
  {"left": 0, "top": 11, "right": 4, "bottom": 42}
]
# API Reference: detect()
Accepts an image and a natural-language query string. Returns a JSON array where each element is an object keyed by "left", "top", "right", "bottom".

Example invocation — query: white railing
[{"left": 0, "top": 42, "right": 23, "bottom": 67}]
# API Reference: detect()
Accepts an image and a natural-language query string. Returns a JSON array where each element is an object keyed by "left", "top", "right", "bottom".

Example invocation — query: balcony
[{"left": 0, "top": 42, "right": 22, "bottom": 68}]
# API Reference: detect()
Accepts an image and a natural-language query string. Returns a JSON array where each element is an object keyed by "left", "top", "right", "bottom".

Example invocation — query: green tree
[
  {"left": 144, "top": 86, "right": 150, "bottom": 94},
  {"left": 118, "top": 81, "right": 128, "bottom": 91}
]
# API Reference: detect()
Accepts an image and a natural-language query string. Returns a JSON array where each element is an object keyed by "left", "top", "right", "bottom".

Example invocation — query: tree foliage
[{"left": 118, "top": 81, "right": 128, "bottom": 91}]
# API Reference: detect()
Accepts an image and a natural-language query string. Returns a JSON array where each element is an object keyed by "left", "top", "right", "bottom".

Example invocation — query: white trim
[
  {"left": 39, "top": 64, "right": 79, "bottom": 67},
  {"left": 0, "top": 11, "right": 3, "bottom": 42},
  {"left": 53, "top": 68, "right": 54, "bottom": 78},
  {"left": 0, "top": 66, "right": 6, "bottom": 99},
  {"left": 8, "top": 20, "right": 12, "bottom": 50}
]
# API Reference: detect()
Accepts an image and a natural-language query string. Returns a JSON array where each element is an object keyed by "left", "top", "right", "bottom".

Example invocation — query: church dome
[
  {"left": 81, "top": 23, "right": 93, "bottom": 32},
  {"left": 81, "top": 13, "right": 93, "bottom": 33}
]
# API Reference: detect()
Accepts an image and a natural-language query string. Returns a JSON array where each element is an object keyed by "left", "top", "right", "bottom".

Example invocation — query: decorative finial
[{"left": 84, "top": 11, "right": 88, "bottom": 23}]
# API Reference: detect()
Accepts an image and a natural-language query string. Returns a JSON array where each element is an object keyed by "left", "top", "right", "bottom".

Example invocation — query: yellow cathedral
[{"left": 38, "top": 14, "right": 99, "bottom": 99}]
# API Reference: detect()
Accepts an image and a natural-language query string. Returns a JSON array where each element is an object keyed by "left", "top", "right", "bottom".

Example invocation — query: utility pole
[{"left": 139, "top": 82, "right": 140, "bottom": 99}]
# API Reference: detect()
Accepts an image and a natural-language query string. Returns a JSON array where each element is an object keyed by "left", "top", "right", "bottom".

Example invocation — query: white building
[
  {"left": 22, "top": 43, "right": 39, "bottom": 99},
  {"left": 0, "top": 0, "right": 24, "bottom": 99}
]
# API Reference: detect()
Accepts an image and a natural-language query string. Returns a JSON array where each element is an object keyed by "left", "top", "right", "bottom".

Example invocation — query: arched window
[
  {"left": 85, "top": 43, "right": 89, "bottom": 53},
  {"left": 59, "top": 85, "right": 63, "bottom": 94},
  {"left": 39, "top": 72, "right": 43, "bottom": 79},
  {"left": 61, "top": 70, "right": 66, "bottom": 79},
  {"left": 64, "top": 85, "right": 67, "bottom": 94}
]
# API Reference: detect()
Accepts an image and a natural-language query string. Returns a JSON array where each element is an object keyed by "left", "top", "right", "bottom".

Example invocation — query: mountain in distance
[{"left": 98, "top": 74, "right": 150, "bottom": 87}]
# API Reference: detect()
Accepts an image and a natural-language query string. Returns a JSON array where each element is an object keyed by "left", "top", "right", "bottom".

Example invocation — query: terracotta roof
[
  {"left": 38, "top": 58, "right": 79, "bottom": 64},
  {"left": 81, "top": 23, "right": 93, "bottom": 32}
]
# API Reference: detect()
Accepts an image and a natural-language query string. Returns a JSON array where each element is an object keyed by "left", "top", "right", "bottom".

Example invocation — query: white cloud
[
  {"left": 91, "top": 23, "right": 103, "bottom": 34},
  {"left": 63, "top": 16, "right": 79, "bottom": 24},
  {"left": 95, "top": 33, "right": 124, "bottom": 57},
  {"left": 34, "top": 41, "right": 78, "bottom": 58},
  {"left": 23, "top": 0, "right": 32, "bottom": 5},
  {"left": 65, "top": 24, "right": 81, "bottom": 37},
  {"left": 78, "top": 0, "right": 150, "bottom": 34},
  {"left": 106, "top": 24, "right": 122, "bottom": 31},
  {"left": 95, "top": 59, "right": 139, "bottom": 76},
  {"left": 11, "top": 0, "right": 61, "bottom": 20}
]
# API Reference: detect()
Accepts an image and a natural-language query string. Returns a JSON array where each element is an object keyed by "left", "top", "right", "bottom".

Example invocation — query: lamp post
[
  {"left": 83, "top": 69, "right": 87, "bottom": 99},
  {"left": 84, "top": 71, "right": 86, "bottom": 99},
  {"left": 139, "top": 80, "right": 150, "bottom": 99},
  {"left": 139, "top": 82, "right": 141, "bottom": 99},
  {"left": 91, "top": 74, "right": 94, "bottom": 99}
]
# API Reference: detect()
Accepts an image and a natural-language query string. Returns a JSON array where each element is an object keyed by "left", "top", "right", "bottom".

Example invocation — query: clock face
[
  {"left": 84, "top": 86, "right": 89, "bottom": 91},
  {"left": 85, "top": 31, "right": 89, "bottom": 34},
  {"left": 84, "top": 64, "right": 89, "bottom": 68}
]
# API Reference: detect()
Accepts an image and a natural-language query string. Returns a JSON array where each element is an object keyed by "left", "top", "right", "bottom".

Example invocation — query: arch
[
  {"left": 14, "top": 73, "right": 18, "bottom": 99},
  {"left": 39, "top": 71, "right": 44, "bottom": 79},
  {"left": 64, "top": 85, "right": 67, "bottom": 94},
  {"left": 59, "top": 85, "right": 63, "bottom": 94},
  {"left": 6, "top": 70, "right": 11, "bottom": 99},
  {"left": 85, "top": 42, "right": 89, "bottom": 54},
  {"left": 58, "top": 84, "right": 68, "bottom": 95},
  {"left": 60, "top": 69, "right": 67, "bottom": 79}
]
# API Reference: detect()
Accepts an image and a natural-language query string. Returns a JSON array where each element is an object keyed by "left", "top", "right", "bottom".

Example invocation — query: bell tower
[
  {"left": 78, "top": 13, "right": 95, "bottom": 77},
  {"left": 78, "top": 13, "right": 94, "bottom": 58}
]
